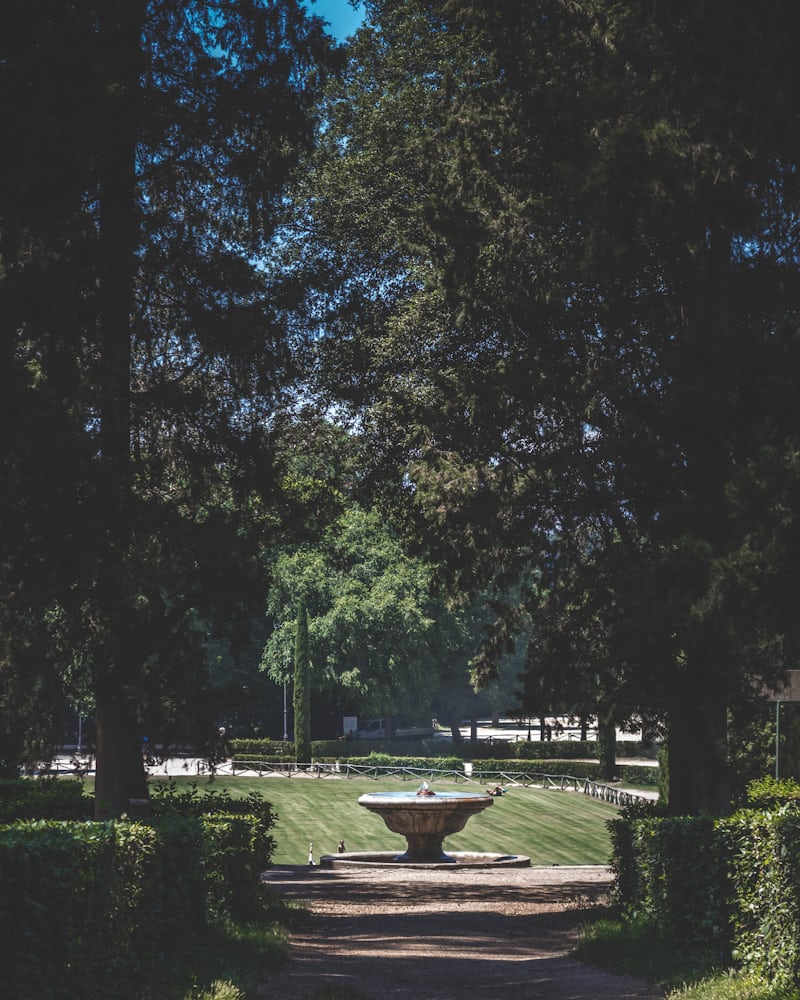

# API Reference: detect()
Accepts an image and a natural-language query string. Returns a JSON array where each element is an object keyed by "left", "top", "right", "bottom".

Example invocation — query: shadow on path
[{"left": 258, "top": 865, "right": 665, "bottom": 1000}]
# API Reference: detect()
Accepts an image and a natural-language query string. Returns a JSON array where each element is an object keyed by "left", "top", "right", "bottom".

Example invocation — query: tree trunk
[
  {"left": 597, "top": 714, "right": 617, "bottom": 782},
  {"left": 663, "top": 217, "right": 733, "bottom": 818},
  {"left": 95, "top": 687, "right": 148, "bottom": 819},
  {"left": 92, "top": 1, "right": 144, "bottom": 819},
  {"left": 666, "top": 666, "right": 730, "bottom": 816}
]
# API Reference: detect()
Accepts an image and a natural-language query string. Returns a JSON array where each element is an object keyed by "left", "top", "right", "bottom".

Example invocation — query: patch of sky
[{"left": 304, "top": 0, "right": 365, "bottom": 41}]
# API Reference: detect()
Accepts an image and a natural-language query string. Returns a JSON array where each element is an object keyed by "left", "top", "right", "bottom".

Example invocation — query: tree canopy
[
  {"left": 288, "top": 0, "right": 800, "bottom": 813},
  {"left": 1, "top": 0, "right": 336, "bottom": 812},
  {"left": 261, "top": 504, "right": 457, "bottom": 726},
  {"left": 5, "top": 0, "right": 800, "bottom": 816}
]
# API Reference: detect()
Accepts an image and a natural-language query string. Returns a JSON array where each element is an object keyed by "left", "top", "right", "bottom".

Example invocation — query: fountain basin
[
  {"left": 320, "top": 850, "right": 530, "bottom": 869},
  {"left": 357, "top": 790, "right": 494, "bottom": 862}
]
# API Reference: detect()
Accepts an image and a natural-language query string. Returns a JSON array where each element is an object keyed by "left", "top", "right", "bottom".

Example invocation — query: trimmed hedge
[
  {"left": 337, "top": 753, "right": 465, "bottom": 773},
  {"left": 230, "top": 753, "right": 467, "bottom": 774},
  {"left": 230, "top": 737, "right": 294, "bottom": 757},
  {"left": 310, "top": 739, "right": 447, "bottom": 758},
  {"left": 0, "top": 777, "right": 92, "bottom": 822},
  {"left": 0, "top": 816, "right": 206, "bottom": 1000},
  {"left": 200, "top": 813, "right": 275, "bottom": 920},
  {"left": 0, "top": 781, "right": 278, "bottom": 999},
  {"left": 610, "top": 797, "right": 800, "bottom": 986},
  {"left": 472, "top": 759, "right": 612, "bottom": 782},
  {"left": 618, "top": 765, "right": 659, "bottom": 787},
  {"left": 611, "top": 811, "right": 733, "bottom": 961},
  {"left": 728, "top": 807, "right": 800, "bottom": 984},
  {"left": 230, "top": 737, "right": 656, "bottom": 761}
]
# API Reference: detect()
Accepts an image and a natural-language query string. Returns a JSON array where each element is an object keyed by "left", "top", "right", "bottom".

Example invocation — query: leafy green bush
[
  {"left": 609, "top": 805, "right": 800, "bottom": 983},
  {"left": 201, "top": 814, "right": 274, "bottom": 920},
  {"left": 0, "top": 816, "right": 205, "bottom": 1000},
  {"left": 472, "top": 759, "right": 612, "bottom": 782},
  {"left": 513, "top": 740, "right": 596, "bottom": 761},
  {"left": 618, "top": 765, "right": 659, "bottom": 787},
  {"left": 348, "top": 752, "right": 465, "bottom": 773},
  {"left": 230, "top": 754, "right": 296, "bottom": 769},
  {"left": 150, "top": 780, "right": 277, "bottom": 919},
  {"left": 0, "top": 777, "right": 92, "bottom": 822},
  {"left": 729, "top": 806, "right": 800, "bottom": 985},
  {"left": 745, "top": 776, "right": 800, "bottom": 810},
  {"left": 230, "top": 738, "right": 294, "bottom": 757},
  {"left": 607, "top": 798, "right": 666, "bottom": 909},
  {"left": 630, "top": 815, "right": 733, "bottom": 961},
  {"left": 150, "top": 780, "right": 275, "bottom": 832}
]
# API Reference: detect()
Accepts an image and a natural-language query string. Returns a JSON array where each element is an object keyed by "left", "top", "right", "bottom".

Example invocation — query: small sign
[{"left": 764, "top": 670, "right": 800, "bottom": 703}]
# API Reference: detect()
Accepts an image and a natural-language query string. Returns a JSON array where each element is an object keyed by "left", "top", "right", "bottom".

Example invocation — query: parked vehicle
[{"left": 352, "top": 718, "right": 435, "bottom": 740}]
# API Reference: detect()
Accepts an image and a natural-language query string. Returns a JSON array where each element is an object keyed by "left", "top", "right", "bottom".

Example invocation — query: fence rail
[{"left": 228, "top": 759, "right": 652, "bottom": 805}]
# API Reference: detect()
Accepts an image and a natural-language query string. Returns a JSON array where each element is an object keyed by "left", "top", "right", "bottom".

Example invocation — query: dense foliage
[
  {"left": 0, "top": 1, "right": 336, "bottom": 812},
  {"left": 611, "top": 799, "right": 800, "bottom": 988},
  {"left": 0, "top": 778, "right": 278, "bottom": 997},
  {"left": 288, "top": 0, "right": 800, "bottom": 814},
  {"left": 5, "top": 0, "right": 800, "bottom": 820}
]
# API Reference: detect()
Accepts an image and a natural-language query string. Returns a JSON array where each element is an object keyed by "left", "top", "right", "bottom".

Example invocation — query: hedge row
[
  {"left": 230, "top": 753, "right": 466, "bottom": 774},
  {"left": 229, "top": 737, "right": 656, "bottom": 761},
  {"left": 0, "top": 816, "right": 202, "bottom": 999},
  {"left": 610, "top": 797, "right": 800, "bottom": 985},
  {"left": 0, "top": 776, "right": 92, "bottom": 822},
  {"left": 228, "top": 753, "right": 661, "bottom": 786},
  {"left": 618, "top": 765, "right": 659, "bottom": 788},
  {"left": 0, "top": 781, "right": 277, "bottom": 999},
  {"left": 471, "top": 759, "right": 612, "bottom": 782}
]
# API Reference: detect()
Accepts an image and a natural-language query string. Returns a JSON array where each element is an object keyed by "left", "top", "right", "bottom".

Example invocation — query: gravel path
[{"left": 258, "top": 864, "right": 665, "bottom": 999}]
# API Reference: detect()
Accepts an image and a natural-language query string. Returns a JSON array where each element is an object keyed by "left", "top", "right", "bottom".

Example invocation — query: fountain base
[{"left": 320, "top": 850, "right": 531, "bottom": 870}]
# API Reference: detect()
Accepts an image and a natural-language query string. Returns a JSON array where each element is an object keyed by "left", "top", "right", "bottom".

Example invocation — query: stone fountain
[{"left": 321, "top": 782, "right": 530, "bottom": 868}]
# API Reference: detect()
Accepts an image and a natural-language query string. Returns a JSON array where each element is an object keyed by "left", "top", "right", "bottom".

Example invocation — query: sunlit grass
[
  {"left": 667, "top": 972, "right": 799, "bottom": 1000},
  {"left": 144, "top": 773, "right": 617, "bottom": 865}
]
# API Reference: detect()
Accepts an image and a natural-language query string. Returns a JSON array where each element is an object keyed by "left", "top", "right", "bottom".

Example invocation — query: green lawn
[{"left": 146, "top": 774, "right": 618, "bottom": 865}]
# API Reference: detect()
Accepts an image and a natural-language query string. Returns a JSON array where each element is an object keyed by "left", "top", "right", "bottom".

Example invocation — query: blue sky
[{"left": 306, "top": 0, "right": 365, "bottom": 41}]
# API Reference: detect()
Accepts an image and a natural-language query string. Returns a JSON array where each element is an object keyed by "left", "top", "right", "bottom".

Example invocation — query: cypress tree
[{"left": 293, "top": 596, "right": 311, "bottom": 762}]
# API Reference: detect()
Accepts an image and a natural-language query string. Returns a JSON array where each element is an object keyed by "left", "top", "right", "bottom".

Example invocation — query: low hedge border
[
  {"left": 610, "top": 785, "right": 800, "bottom": 987},
  {"left": 472, "top": 759, "right": 612, "bottom": 782},
  {"left": 0, "top": 776, "right": 92, "bottom": 822},
  {"left": 0, "top": 816, "right": 206, "bottom": 999},
  {"left": 0, "top": 781, "right": 278, "bottom": 999},
  {"left": 229, "top": 737, "right": 657, "bottom": 761}
]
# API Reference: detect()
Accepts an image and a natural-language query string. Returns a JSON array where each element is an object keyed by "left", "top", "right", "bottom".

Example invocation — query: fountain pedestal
[{"left": 357, "top": 789, "right": 494, "bottom": 862}]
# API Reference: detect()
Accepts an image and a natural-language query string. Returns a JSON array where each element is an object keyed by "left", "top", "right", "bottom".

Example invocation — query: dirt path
[{"left": 258, "top": 865, "right": 665, "bottom": 999}]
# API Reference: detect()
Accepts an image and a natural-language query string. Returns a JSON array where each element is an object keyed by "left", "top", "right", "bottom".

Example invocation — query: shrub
[
  {"left": 150, "top": 779, "right": 276, "bottom": 841},
  {"left": 745, "top": 776, "right": 800, "bottom": 810},
  {"left": 0, "top": 782, "right": 280, "bottom": 998},
  {"left": 0, "top": 816, "right": 205, "bottom": 1000},
  {"left": 0, "top": 777, "right": 92, "bottom": 822},
  {"left": 201, "top": 814, "right": 274, "bottom": 920},
  {"left": 729, "top": 805, "right": 800, "bottom": 985},
  {"left": 618, "top": 765, "right": 659, "bottom": 787},
  {"left": 230, "top": 738, "right": 294, "bottom": 757},
  {"left": 471, "top": 759, "right": 612, "bottom": 782}
]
